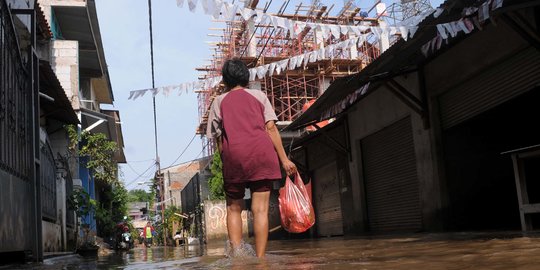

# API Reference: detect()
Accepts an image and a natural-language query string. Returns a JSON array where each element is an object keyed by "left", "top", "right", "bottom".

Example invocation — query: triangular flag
[
  {"left": 212, "top": 0, "right": 223, "bottom": 19},
  {"left": 240, "top": 8, "right": 254, "bottom": 20},
  {"left": 437, "top": 24, "right": 449, "bottom": 39},
  {"left": 187, "top": 0, "right": 198, "bottom": 12},
  {"left": 329, "top": 25, "right": 341, "bottom": 38},
  {"left": 149, "top": 88, "right": 159, "bottom": 97},
  {"left": 288, "top": 56, "right": 297, "bottom": 70},
  {"left": 268, "top": 63, "right": 276, "bottom": 76},
  {"left": 200, "top": 0, "right": 209, "bottom": 14}
]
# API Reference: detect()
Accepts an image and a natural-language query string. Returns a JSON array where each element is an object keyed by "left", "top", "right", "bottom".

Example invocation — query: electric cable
[
  {"left": 124, "top": 162, "right": 156, "bottom": 188},
  {"left": 164, "top": 133, "right": 198, "bottom": 169},
  {"left": 125, "top": 160, "right": 155, "bottom": 177}
]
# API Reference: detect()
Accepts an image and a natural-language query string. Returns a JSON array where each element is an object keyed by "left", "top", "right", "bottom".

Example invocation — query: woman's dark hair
[{"left": 221, "top": 59, "right": 249, "bottom": 89}]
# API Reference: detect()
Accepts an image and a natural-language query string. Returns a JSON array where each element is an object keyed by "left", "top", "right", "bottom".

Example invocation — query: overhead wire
[
  {"left": 164, "top": 133, "right": 198, "bottom": 169},
  {"left": 124, "top": 162, "right": 157, "bottom": 188},
  {"left": 125, "top": 160, "right": 155, "bottom": 177}
]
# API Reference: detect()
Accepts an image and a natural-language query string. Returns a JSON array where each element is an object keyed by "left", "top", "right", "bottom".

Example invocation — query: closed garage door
[
  {"left": 439, "top": 48, "right": 540, "bottom": 130},
  {"left": 313, "top": 161, "right": 343, "bottom": 236},
  {"left": 361, "top": 116, "right": 422, "bottom": 232}
]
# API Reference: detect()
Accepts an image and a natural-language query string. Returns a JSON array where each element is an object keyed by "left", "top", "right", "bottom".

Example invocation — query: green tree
[
  {"left": 79, "top": 132, "right": 119, "bottom": 185},
  {"left": 67, "top": 188, "right": 97, "bottom": 248},
  {"left": 164, "top": 205, "right": 182, "bottom": 240},
  {"left": 94, "top": 182, "right": 130, "bottom": 237},
  {"left": 128, "top": 189, "right": 154, "bottom": 203},
  {"left": 208, "top": 151, "right": 225, "bottom": 200},
  {"left": 65, "top": 125, "right": 129, "bottom": 240}
]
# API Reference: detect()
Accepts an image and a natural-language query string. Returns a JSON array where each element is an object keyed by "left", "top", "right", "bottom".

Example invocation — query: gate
[{"left": 0, "top": 0, "right": 39, "bottom": 258}]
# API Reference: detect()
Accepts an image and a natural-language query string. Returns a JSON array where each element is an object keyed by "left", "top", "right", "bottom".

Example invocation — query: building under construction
[{"left": 196, "top": 0, "right": 426, "bottom": 152}]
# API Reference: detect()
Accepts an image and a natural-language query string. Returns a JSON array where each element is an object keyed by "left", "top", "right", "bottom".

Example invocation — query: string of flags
[
  {"left": 320, "top": 82, "right": 371, "bottom": 121},
  {"left": 128, "top": 1, "right": 435, "bottom": 101},
  {"left": 421, "top": 0, "right": 503, "bottom": 57},
  {"left": 129, "top": 33, "right": 374, "bottom": 100},
  {"left": 176, "top": 0, "right": 430, "bottom": 41}
]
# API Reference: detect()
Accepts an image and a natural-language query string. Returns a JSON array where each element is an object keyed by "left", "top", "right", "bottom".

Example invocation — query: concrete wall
[
  {"left": 42, "top": 221, "right": 62, "bottom": 252},
  {"left": 50, "top": 40, "right": 80, "bottom": 110},
  {"left": 204, "top": 200, "right": 249, "bottom": 242},
  {"left": 346, "top": 75, "right": 442, "bottom": 231}
]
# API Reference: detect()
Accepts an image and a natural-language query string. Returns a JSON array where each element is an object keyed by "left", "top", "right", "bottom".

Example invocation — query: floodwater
[{"left": 4, "top": 232, "right": 540, "bottom": 269}]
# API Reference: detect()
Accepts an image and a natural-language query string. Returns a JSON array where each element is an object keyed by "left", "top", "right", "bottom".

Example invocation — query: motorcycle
[
  {"left": 117, "top": 232, "right": 132, "bottom": 250},
  {"left": 115, "top": 220, "right": 133, "bottom": 250}
]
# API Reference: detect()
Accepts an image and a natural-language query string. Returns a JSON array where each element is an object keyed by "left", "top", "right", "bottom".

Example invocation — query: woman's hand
[{"left": 282, "top": 159, "right": 297, "bottom": 176}]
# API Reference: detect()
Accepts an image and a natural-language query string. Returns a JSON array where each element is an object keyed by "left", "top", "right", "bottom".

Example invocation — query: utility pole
[{"left": 147, "top": 0, "right": 166, "bottom": 246}]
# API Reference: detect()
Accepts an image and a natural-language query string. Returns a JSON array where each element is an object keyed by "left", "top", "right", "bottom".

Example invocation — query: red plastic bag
[{"left": 278, "top": 173, "right": 315, "bottom": 233}]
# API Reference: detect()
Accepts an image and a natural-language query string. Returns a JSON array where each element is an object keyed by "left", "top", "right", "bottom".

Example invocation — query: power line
[
  {"left": 165, "top": 134, "right": 198, "bottom": 168},
  {"left": 125, "top": 158, "right": 155, "bottom": 163},
  {"left": 124, "top": 162, "right": 156, "bottom": 188},
  {"left": 171, "top": 140, "right": 211, "bottom": 173},
  {"left": 125, "top": 160, "right": 154, "bottom": 176}
]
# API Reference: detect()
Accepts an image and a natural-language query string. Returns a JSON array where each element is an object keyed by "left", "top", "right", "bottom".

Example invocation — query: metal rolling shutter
[
  {"left": 362, "top": 117, "right": 422, "bottom": 232},
  {"left": 439, "top": 48, "right": 540, "bottom": 130},
  {"left": 314, "top": 161, "right": 344, "bottom": 236}
]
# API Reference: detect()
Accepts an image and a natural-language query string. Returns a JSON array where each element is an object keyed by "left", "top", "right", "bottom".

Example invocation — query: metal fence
[
  {"left": 0, "top": 0, "right": 32, "bottom": 181},
  {"left": 40, "top": 141, "right": 57, "bottom": 221},
  {"left": 58, "top": 155, "right": 76, "bottom": 227}
]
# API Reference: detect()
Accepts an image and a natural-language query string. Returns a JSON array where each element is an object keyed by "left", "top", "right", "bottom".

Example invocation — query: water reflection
[{"left": 4, "top": 232, "right": 540, "bottom": 269}]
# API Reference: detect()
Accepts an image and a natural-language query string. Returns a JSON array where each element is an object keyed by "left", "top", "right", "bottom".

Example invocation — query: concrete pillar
[
  {"left": 246, "top": 20, "right": 257, "bottom": 57},
  {"left": 378, "top": 20, "right": 390, "bottom": 53},
  {"left": 349, "top": 34, "right": 358, "bottom": 60},
  {"left": 319, "top": 77, "right": 332, "bottom": 96},
  {"left": 314, "top": 28, "right": 326, "bottom": 50}
]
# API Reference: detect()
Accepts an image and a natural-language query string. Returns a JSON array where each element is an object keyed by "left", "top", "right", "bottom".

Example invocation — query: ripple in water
[{"left": 224, "top": 240, "right": 256, "bottom": 258}]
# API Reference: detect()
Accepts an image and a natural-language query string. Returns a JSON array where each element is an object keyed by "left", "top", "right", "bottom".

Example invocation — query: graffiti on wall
[{"left": 204, "top": 200, "right": 250, "bottom": 240}]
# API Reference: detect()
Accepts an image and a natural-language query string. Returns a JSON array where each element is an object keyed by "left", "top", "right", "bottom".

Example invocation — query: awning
[
  {"left": 102, "top": 110, "right": 126, "bottom": 163},
  {"left": 51, "top": 0, "right": 114, "bottom": 104},
  {"left": 287, "top": 0, "right": 525, "bottom": 131},
  {"left": 80, "top": 108, "right": 126, "bottom": 163},
  {"left": 39, "top": 60, "right": 79, "bottom": 125}
]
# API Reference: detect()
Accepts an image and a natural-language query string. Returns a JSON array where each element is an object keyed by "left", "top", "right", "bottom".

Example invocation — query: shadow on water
[{"left": 4, "top": 232, "right": 540, "bottom": 269}]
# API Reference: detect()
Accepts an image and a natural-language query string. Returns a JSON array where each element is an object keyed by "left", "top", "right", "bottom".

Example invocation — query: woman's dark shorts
[{"left": 224, "top": 180, "right": 276, "bottom": 200}]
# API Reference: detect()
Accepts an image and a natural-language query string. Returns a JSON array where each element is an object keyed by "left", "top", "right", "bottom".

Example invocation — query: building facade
[
  {"left": 289, "top": 0, "right": 540, "bottom": 236},
  {"left": 1, "top": 0, "right": 125, "bottom": 261},
  {"left": 37, "top": 0, "right": 126, "bottom": 237}
]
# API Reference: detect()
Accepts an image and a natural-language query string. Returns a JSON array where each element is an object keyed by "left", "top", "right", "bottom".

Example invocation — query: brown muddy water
[{"left": 4, "top": 232, "right": 540, "bottom": 269}]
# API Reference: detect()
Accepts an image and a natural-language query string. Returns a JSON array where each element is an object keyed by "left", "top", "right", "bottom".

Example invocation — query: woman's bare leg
[
  {"left": 251, "top": 191, "right": 271, "bottom": 258},
  {"left": 226, "top": 198, "right": 244, "bottom": 248}
]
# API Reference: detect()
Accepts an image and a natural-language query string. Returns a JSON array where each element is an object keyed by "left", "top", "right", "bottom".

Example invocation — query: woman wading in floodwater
[{"left": 207, "top": 59, "right": 297, "bottom": 258}]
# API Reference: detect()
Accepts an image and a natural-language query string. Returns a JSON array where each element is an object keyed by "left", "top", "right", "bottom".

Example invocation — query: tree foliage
[
  {"left": 164, "top": 205, "right": 183, "bottom": 239},
  {"left": 128, "top": 189, "right": 154, "bottom": 203},
  {"left": 67, "top": 188, "right": 96, "bottom": 224},
  {"left": 65, "top": 125, "right": 128, "bottom": 239},
  {"left": 95, "top": 182, "right": 130, "bottom": 237},
  {"left": 208, "top": 151, "right": 225, "bottom": 200},
  {"left": 80, "top": 132, "right": 118, "bottom": 185}
]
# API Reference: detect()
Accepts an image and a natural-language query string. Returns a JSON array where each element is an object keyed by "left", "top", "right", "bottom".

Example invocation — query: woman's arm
[{"left": 266, "top": 121, "right": 297, "bottom": 175}]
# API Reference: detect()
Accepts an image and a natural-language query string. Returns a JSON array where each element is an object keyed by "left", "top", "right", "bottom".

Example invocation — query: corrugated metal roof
[{"left": 287, "top": 0, "right": 500, "bottom": 130}]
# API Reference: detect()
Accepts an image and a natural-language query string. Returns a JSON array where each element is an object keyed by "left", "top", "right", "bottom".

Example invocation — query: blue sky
[{"left": 95, "top": 0, "right": 443, "bottom": 190}]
